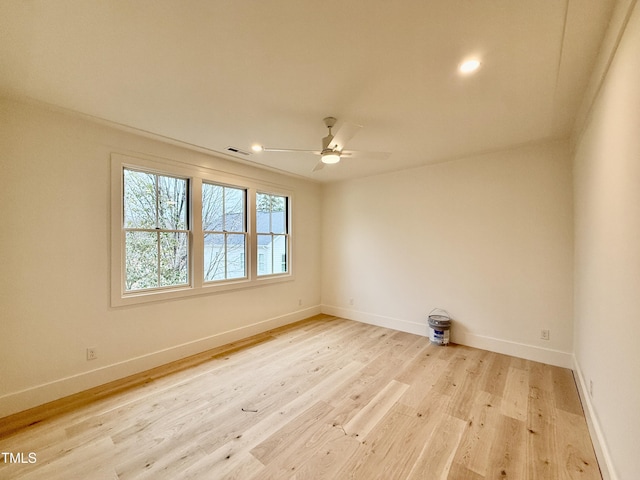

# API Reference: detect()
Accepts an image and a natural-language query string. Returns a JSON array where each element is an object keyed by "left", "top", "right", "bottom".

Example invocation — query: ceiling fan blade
[
  {"left": 327, "top": 122, "right": 362, "bottom": 151},
  {"left": 312, "top": 160, "right": 325, "bottom": 172},
  {"left": 341, "top": 150, "right": 391, "bottom": 161},
  {"left": 262, "top": 147, "right": 320, "bottom": 154}
]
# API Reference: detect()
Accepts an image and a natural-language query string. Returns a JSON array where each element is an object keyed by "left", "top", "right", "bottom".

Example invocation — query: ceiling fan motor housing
[{"left": 323, "top": 116, "right": 337, "bottom": 129}]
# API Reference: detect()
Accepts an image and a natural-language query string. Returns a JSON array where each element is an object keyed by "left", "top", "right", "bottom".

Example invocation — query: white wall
[
  {"left": 0, "top": 98, "right": 322, "bottom": 417},
  {"left": 573, "top": 2, "right": 640, "bottom": 479},
  {"left": 321, "top": 140, "right": 574, "bottom": 367}
]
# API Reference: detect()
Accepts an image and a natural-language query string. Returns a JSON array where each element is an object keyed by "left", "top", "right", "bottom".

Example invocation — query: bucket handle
[{"left": 429, "top": 308, "right": 450, "bottom": 318}]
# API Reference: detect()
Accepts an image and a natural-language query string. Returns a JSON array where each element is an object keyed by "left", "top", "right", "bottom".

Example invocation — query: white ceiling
[{"left": 0, "top": 0, "right": 615, "bottom": 182}]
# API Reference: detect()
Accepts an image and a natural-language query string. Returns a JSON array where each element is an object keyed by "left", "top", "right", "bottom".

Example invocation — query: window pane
[
  {"left": 271, "top": 200, "right": 287, "bottom": 234},
  {"left": 204, "top": 233, "right": 225, "bottom": 281},
  {"left": 256, "top": 193, "right": 270, "bottom": 233},
  {"left": 202, "top": 183, "right": 224, "bottom": 231},
  {"left": 271, "top": 195, "right": 287, "bottom": 234},
  {"left": 225, "top": 187, "right": 245, "bottom": 232},
  {"left": 256, "top": 192, "right": 269, "bottom": 211},
  {"left": 159, "top": 232, "right": 188, "bottom": 286},
  {"left": 158, "top": 175, "right": 188, "bottom": 230},
  {"left": 272, "top": 235, "right": 288, "bottom": 273},
  {"left": 125, "top": 231, "right": 158, "bottom": 291},
  {"left": 124, "top": 170, "right": 156, "bottom": 229},
  {"left": 256, "top": 193, "right": 286, "bottom": 234},
  {"left": 226, "top": 234, "right": 246, "bottom": 279},
  {"left": 257, "top": 234, "right": 273, "bottom": 275},
  {"left": 256, "top": 209, "right": 270, "bottom": 234}
]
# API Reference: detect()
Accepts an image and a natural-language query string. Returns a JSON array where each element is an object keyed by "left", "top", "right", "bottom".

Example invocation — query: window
[
  {"left": 111, "top": 153, "right": 293, "bottom": 306},
  {"left": 123, "top": 168, "right": 189, "bottom": 292},
  {"left": 202, "top": 183, "right": 247, "bottom": 282},
  {"left": 256, "top": 192, "right": 289, "bottom": 276}
]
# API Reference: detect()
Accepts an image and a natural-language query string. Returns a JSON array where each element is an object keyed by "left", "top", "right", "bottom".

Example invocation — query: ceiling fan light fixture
[
  {"left": 321, "top": 151, "right": 341, "bottom": 164},
  {"left": 459, "top": 59, "right": 481, "bottom": 74}
]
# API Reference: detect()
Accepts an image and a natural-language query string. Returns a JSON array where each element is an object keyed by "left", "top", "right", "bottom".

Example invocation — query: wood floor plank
[
  {"left": 555, "top": 409, "right": 602, "bottom": 479},
  {"left": 397, "top": 355, "right": 448, "bottom": 409},
  {"left": 480, "top": 351, "right": 510, "bottom": 397},
  {"left": 501, "top": 366, "right": 530, "bottom": 421},
  {"left": 334, "top": 396, "right": 446, "bottom": 480},
  {"left": 405, "top": 413, "right": 468, "bottom": 479},
  {"left": 447, "top": 462, "right": 485, "bottom": 480},
  {"left": 323, "top": 336, "right": 427, "bottom": 428},
  {"left": 432, "top": 347, "right": 482, "bottom": 400},
  {"left": 342, "top": 379, "right": 410, "bottom": 441},
  {"left": 450, "top": 390, "right": 502, "bottom": 477},
  {"left": 19, "top": 436, "right": 118, "bottom": 480},
  {"left": 179, "top": 451, "right": 265, "bottom": 480},
  {"left": 247, "top": 421, "right": 346, "bottom": 479},
  {"left": 0, "top": 317, "right": 601, "bottom": 480},
  {"left": 527, "top": 380, "right": 559, "bottom": 479},
  {"left": 279, "top": 433, "right": 361, "bottom": 480},
  {"left": 250, "top": 400, "right": 335, "bottom": 464},
  {"left": 552, "top": 366, "right": 584, "bottom": 416},
  {"left": 527, "top": 360, "right": 562, "bottom": 472},
  {"left": 485, "top": 414, "right": 528, "bottom": 480},
  {"left": 446, "top": 348, "right": 490, "bottom": 421}
]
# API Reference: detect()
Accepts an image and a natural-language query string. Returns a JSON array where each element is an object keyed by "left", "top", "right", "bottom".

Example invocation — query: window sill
[{"left": 111, "top": 273, "right": 294, "bottom": 307}]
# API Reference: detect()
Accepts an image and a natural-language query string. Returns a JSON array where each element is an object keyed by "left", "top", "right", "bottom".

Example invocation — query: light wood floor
[{"left": 0, "top": 315, "right": 601, "bottom": 479}]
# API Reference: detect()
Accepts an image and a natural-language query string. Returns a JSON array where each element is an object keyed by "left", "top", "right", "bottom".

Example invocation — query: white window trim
[
  {"left": 202, "top": 181, "right": 248, "bottom": 283},
  {"left": 256, "top": 191, "right": 290, "bottom": 277},
  {"left": 110, "top": 152, "right": 294, "bottom": 307}
]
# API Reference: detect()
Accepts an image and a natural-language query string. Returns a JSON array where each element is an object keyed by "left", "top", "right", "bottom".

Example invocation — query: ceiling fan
[{"left": 252, "top": 117, "right": 389, "bottom": 171}]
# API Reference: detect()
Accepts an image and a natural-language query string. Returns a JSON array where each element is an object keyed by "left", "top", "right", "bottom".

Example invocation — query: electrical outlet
[
  {"left": 86, "top": 347, "right": 97, "bottom": 361},
  {"left": 298, "top": 298, "right": 302, "bottom": 306},
  {"left": 349, "top": 298, "right": 354, "bottom": 306},
  {"left": 540, "top": 329, "right": 550, "bottom": 340},
  {"left": 589, "top": 379, "right": 594, "bottom": 397}
]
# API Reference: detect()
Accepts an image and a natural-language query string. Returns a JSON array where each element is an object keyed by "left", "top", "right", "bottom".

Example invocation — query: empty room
[{"left": 1, "top": 1, "right": 639, "bottom": 479}]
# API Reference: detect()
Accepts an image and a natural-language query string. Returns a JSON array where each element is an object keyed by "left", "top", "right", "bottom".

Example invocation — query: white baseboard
[
  {"left": 321, "top": 305, "right": 573, "bottom": 369},
  {"left": 0, "top": 306, "right": 321, "bottom": 418},
  {"left": 321, "top": 304, "right": 429, "bottom": 337},
  {"left": 453, "top": 331, "right": 573, "bottom": 369},
  {"left": 572, "top": 358, "right": 617, "bottom": 480}
]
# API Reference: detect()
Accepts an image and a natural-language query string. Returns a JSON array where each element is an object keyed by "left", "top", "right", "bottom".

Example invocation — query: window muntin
[
  {"left": 256, "top": 192, "right": 289, "bottom": 276},
  {"left": 123, "top": 168, "right": 189, "bottom": 292},
  {"left": 202, "top": 183, "right": 247, "bottom": 282}
]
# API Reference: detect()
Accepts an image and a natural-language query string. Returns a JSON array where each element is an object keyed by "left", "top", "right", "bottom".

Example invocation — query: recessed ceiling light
[
  {"left": 251, "top": 144, "right": 264, "bottom": 152},
  {"left": 459, "top": 59, "right": 481, "bottom": 74}
]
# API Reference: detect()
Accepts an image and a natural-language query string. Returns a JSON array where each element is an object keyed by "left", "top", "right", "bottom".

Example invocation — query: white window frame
[
  {"left": 110, "top": 153, "right": 293, "bottom": 307},
  {"left": 202, "top": 181, "right": 248, "bottom": 283},
  {"left": 122, "top": 167, "right": 191, "bottom": 293},
  {"left": 256, "top": 191, "right": 290, "bottom": 277}
]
